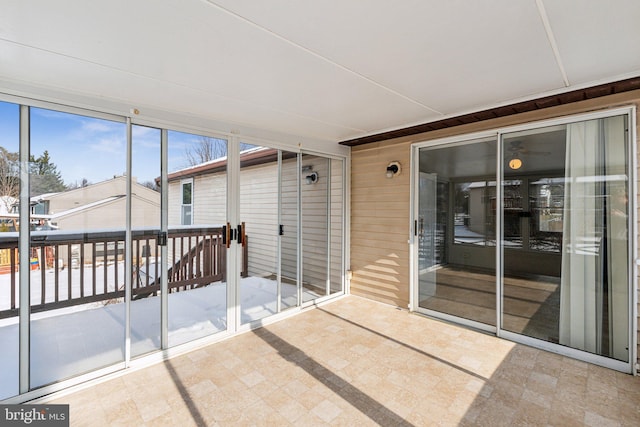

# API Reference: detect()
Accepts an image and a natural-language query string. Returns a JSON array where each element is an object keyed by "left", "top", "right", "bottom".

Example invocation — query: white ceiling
[{"left": 0, "top": 0, "right": 639, "bottom": 144}]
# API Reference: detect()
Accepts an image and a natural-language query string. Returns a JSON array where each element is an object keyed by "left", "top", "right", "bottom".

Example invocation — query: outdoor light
[
  {"left": 386, "top": 161, "right": 401, "bottom": 178},
  {"left": 508, "top": 156, "right": 522, "bottom": 170},
  {"left": 306, "top": 172, "right": 319, "bottom": 184}
]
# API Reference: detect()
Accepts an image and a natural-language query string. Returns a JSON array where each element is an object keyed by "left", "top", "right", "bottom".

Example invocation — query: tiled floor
[{"left": 49, "top": 296, "right": 640, "bottom": 426}]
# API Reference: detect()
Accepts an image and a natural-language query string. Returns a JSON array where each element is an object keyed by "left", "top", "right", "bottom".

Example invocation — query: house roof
[
  {"left": 1, "top": 1, "right": 639, "bottom": 144},
  {"left": 167, "top": 147, "right": 297, "bottom": 181},
  {"left": 50, "top": 196, "right": 125, "bottom": 220}
]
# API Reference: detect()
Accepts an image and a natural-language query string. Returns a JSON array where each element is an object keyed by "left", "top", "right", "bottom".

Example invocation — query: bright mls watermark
[{"left": 0, "top": 405, "right": 69, "bottom": 426}]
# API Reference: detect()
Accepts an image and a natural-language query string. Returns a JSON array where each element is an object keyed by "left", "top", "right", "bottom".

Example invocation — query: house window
[{"left": 181, "top": 179, "right": 193, "bottom": 225}]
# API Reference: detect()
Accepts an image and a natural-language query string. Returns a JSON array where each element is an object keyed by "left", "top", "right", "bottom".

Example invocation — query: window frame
[{"left": 180, "top": 178, "right": 194, "bottom": 226}]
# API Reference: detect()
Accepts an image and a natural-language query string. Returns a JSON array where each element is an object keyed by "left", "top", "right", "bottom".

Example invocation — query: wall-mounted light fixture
[
  {"left": 306, "top": 172, "right": 319, "bottom": 185},
  {"left": 386, "top": 161, "right": 401, "bottom": 178}
]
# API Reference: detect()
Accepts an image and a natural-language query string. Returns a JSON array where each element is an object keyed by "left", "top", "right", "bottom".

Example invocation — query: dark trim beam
[{"left": 339, "top": 76, "right": 640, "bottom": 147}]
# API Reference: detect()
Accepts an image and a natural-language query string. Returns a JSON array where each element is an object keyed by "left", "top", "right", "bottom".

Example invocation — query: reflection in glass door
[{"left": 416, "top": 139, "right": 497, "bottom": 327}]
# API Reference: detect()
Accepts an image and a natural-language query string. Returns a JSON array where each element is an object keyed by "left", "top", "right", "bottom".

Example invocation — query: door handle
[
  {"left": 223, "top": 222, "right": 231, "bottom": 248},
  {"left": 237, "top": 222, "right": 246, "bottom": 247}
]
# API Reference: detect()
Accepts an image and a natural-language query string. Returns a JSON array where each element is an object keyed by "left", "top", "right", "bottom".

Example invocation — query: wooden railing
[{"left": 0, "top": 226, "right": 248, "bottom": 318}]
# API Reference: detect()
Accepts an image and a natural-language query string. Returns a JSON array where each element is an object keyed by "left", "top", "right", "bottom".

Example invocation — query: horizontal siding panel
[
  {"left": 350, "top": 285, "right": 409, "bottom": 307},
  {"left": 351, "top": 140, "right": 412, "bottom": 308}
]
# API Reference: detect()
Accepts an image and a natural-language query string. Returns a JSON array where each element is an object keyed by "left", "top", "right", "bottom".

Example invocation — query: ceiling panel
[
  {"left": 210, "top": 0, "right": 566, "bottom": 114},
  {"left": 0, "top": 0, "right": 638, "bottom": 143},
  {"left": 0, "top": 0, "right": 438, "bottom": 140},
  {"left": 0, "top": 40, "right": 368, "bottom": 141},
  {"left": 542, "top": 0, "right": 640, "bottom": 84}
]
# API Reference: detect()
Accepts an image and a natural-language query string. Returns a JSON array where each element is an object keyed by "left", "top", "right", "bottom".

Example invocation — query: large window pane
[
  {"left": 29, "top": 107, "right": 126, "bottom": 388},
  {"left": 0, "top": 100, "right": 19, "bottom": 399},
  {"left": 167, "top": 132, "right": 227, "bottom": 346}
]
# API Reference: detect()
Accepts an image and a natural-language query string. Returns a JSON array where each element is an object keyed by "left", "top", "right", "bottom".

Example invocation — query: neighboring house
[
  {"left": 167, "top": 147, "right": 343, "bottom": 291},
  {"left": 33, "top": 176, "right": 160, "bottom": 264},
  {"left": 35, "top": 175, "right": 160, "bottom": 231}
]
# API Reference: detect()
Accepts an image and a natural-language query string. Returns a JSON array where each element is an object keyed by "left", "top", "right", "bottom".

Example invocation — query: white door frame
[{"left": 409, "top": 108, "right": 637, "bottom": 374}]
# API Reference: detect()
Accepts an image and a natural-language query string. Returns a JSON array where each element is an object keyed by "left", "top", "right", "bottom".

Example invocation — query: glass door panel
[
  {"left": 167, "top": 132, "right": 228, "bottom": 346},
  {"left": 301, "top": 154, "right": 329, "bottom": 302},
  {"left": 501, "top": 116, "right": 630, "bottom": 362},
  {"left": 239, "top": 144, "right": 279, "bottom": 323},
  {"left": 329, "top": 158, "right": 344, "bottom": 295},
  {"left": 130, "top": 125, "right": 162, "bottom": 357},
  {"left": 0, "top": 101, "right": 19, "bottom": 399},
  {"left": 279, "top": 151, "right": 299, "bottom": 311},
  {"left": 417, "top": 139, "right": 497, "bottom": 326},
  {"left": 29, "top": 107, "right": 127, "bottom": 388}
]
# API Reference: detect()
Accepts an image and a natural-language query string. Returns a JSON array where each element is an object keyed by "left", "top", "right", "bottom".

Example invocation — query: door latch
[{"left": 157, "top": 231, "right": 168, "bottom": 246}]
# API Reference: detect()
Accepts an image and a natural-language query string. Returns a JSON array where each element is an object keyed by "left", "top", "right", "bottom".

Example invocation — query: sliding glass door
[
  {"left": 29, "top": 107, "right": 127, "bottom": 387},
  {"left": 500, "top": 114, "right": 631, "bottom": 363},
  {"left": 413, "top": 109, "right": 634, "bottom": 370},
  {"left": 239, "top": 145, "right": 301, "bottom": 323},
  {"left": 0, "top": 101, "right": 20, "bottom": 399},
  {"left": 166, "top": 131, "right": 229, "bottom": 347},
  {"left": 0, "top": 95, "right": 347, "bottom": 401},
  {"left": 415, "top": 138, "right": 497, "bottom": 328}
]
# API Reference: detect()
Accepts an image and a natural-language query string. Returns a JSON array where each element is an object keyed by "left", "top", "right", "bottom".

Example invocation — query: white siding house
[{"left": 167, "top": 149, "right": 343, "bottom": 289}]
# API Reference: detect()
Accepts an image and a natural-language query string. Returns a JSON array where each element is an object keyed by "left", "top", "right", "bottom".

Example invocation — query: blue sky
[{"left": 0, "top": 101, "right": 223, "bottom": 186}]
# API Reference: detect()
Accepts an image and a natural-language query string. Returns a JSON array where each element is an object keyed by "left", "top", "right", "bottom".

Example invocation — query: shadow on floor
[{"left": 251, "top": 325, "right": 411, "bottom": 426}]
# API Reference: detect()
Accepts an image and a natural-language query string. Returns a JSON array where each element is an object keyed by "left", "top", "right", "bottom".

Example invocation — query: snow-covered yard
[{"left": 0, "top": 266, "right": 316, "bottom": 400}]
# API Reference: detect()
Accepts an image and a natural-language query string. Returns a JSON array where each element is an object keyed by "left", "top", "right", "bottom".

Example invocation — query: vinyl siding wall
[
  {"left": 168, "top": 154, "right": 343, "bottom": 289},
  {"left": 240, "top": 163, "right": 278, "bottom": 277}
]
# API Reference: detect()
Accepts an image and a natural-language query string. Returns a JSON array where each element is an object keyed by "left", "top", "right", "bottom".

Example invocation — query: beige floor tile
[{"left": 35, "top": 296, "right": 640, "bottom": 427}]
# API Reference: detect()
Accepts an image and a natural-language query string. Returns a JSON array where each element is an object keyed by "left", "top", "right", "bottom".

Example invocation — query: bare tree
[
  {"left": 141, "top": 180, "right": 160, "bottom": 192},
  {"left": 0, "top": 147, "right": 19, "bottom": 212},
  {"left": 67, "top": 178, "right": 91, "bottom": 190},
  {"left": 185, "top": 136, "right": 227, "bottom": 166},
  {"left": 184, "top": 137, "right": 258, "bottom": 167}
]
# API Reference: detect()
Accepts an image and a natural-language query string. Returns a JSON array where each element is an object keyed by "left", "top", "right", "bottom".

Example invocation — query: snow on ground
[
  {"left": 0, "top": 261, "right": 126, "bottom": 313},
  {"left": 0, "top": 273, "right": 319, "bottom": 400}
]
